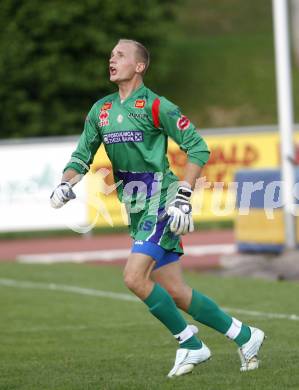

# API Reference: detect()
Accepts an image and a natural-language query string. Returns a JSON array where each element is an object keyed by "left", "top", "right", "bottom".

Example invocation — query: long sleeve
[
  {"left": 158, "top": 97, "right": 210, "bottom": 167},
  {"left": 64, "top": 104, "right": 102, "bottom": 175}
]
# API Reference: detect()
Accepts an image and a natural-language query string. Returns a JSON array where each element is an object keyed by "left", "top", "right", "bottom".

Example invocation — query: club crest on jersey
[
  {"left": 134, "top": 99, "right": 146, "bottom": 109},
  {"left": 177, "top": 115, "right": 190, "bottom": 131},
  {"left": 117, "top": 114, "right": 123, "bottom": 123},
  {"left": 101, "top": 102, "right": 112, "bottom": 111},
  {"left": 98, "top": 110, "right": 109, "bottom": 127}
]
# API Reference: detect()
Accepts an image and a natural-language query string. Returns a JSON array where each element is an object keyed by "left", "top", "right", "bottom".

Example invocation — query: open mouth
[{"left": 110, "top": 66, "right": 117, "bottom": 76}]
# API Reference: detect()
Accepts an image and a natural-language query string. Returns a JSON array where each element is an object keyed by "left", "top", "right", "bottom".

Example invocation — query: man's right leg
[
  {"left": 123, "top": 252, "right": 211, "bottom": 376},
  {"left": 123, "top": 252, "right": 203, "bottom": 349}
]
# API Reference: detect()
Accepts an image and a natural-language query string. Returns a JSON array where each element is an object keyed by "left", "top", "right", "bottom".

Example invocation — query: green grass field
[{"left": 1, "top": 262, "right": 299, "bottom": 390}]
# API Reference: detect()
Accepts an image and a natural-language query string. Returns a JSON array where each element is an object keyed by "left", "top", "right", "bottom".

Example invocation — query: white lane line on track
[
  {"left": 222, "top": 307, "right": 299, "bottom": 321},
  {"left": 0, "top": 325, "right": 90, "bottom": 333},
  {"left": 0, "top": 322, "right": 146, "bottom": 333},
  {"left": 1, "top": 278, "right": 298, "bottom": 322},
  {"left": 17, "top": 249, "right": 131, "bottom": 263},
  {"left": 16, "top": 244, "right": 236, "bottom": 264},
  {"left": 0, "top": 278, "right": 138, "bottom": 302}
]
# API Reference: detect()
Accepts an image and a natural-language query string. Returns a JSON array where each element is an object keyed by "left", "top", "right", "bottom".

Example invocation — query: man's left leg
[{"left": 152, "top": 260, "right": 265, "bottom": 371}]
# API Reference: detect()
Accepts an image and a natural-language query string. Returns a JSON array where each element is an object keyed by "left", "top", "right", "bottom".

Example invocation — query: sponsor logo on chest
[
  {"left": 103, "top": 130, "right": 144, "bottom": 145},
  {"left": 128, "top": 112, "right": 149, "bottom": 120},
  {"left": 101, "top": 102, "right": 112, "bottom": 111},
  {"left": 134, "top": 99, "right": 146, "bottom": 108},
  {"left": 98, "top": 110, "right": 109, "bottom": 127},
  {"left": 129, "top": 99, "right": 148, "bottom": 120},
  {"left": 98, "top": 102, "right": 112, "bottom": 127}
]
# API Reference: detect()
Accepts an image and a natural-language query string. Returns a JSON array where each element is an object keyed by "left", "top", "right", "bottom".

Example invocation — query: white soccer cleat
[
  {"left": 238, "top": 327, "right": 265, "bottom": 372},
  {"left": 167, "top": 343, "right": 211, "bottom": 378}
]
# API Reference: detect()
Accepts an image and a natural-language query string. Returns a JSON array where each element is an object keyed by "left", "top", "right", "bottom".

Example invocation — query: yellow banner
[{"left": 87, "top": 131, "right": 299, "bottom": 226}]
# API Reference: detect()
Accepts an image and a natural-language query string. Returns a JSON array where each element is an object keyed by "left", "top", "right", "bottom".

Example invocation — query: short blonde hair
[{"left": 118, "top": 39, "right": 150, "bottom": 75}]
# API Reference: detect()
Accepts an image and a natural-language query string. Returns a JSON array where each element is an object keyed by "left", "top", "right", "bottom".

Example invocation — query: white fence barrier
[{"left": 0, "top": 138, "right": 87, "bottom": 231}]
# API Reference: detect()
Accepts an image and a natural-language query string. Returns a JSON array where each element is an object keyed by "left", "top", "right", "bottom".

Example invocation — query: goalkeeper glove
[
  {"left": 50, "top": 182, "right": 76, "bottom": 209},
  {"left": 164, "top": 186, "right": 194, "bottom": 236}
]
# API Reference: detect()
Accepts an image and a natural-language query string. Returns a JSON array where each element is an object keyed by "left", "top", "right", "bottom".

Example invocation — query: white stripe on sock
[
  {"left": 174, "top": 325, "right": 194, "bottom": 344},
  {"left": 225, "top": 317, "right": 242, "bottom": 339}
]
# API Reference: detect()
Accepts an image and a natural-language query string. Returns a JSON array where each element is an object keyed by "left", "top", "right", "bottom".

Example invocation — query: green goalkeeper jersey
[{"left": 64, "top": 83, "right": 210, "bottom": 204}]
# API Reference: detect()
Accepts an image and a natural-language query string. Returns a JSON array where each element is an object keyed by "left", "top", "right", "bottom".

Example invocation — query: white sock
[
  {"left": 174, "top": 325, "right": 194, "bottom": 344},
  {"left": 225, "top": 317, "right": 242, "bottom": 340}
]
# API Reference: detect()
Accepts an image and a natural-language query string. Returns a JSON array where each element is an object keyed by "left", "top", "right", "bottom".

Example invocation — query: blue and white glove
[
  {"left": 50, "top": 182, "right": 76, "bottom": 209},
  {"left": 164, "top": 186, "right": 194, "bottom": 236}
]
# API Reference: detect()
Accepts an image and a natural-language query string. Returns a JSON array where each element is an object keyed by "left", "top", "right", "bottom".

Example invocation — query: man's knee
[
  {"left": 123, "top": 268, "right": 142, "bottom": 292},
  {"left": 123, "top": 254, "right": 150, "bottom": 293}
]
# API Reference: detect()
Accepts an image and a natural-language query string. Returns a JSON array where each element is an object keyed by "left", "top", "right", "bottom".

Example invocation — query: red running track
[{"left": 0, "top": 230, "right": 234, "bottom": 271}]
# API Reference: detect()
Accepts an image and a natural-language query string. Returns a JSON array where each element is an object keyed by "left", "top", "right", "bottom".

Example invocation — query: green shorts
[{"left": 128, "top": 202, "right": 184, "bottom": 256}]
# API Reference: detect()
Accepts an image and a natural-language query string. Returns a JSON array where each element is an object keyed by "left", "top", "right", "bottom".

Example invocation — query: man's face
[{"left": 109, "top": 42, "right": 140, "bottom": 83}]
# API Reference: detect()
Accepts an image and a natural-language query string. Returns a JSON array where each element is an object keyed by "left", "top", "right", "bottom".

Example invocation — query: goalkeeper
[{"left": 50, "top": 39, "right": 265, "bottom": 377}]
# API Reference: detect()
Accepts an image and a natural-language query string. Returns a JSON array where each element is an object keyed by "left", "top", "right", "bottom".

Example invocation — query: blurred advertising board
[
  {"left": 0, "top": 139, "right": 87, "bottom": 231},
  {"left": 234, "top": 168, "right": 299, "bottom": 251},
  {"left": 1, "top": 128, "right": 299, "bottom": 232}
]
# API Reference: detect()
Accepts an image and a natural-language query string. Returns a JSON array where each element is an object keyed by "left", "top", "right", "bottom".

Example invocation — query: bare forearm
[
  {"left": 182, "top": 162, "right": 203, "bottom": 190},
  {"left": 61, "top": 169, "right": 83, "bottom": 187}
]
